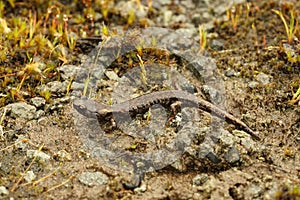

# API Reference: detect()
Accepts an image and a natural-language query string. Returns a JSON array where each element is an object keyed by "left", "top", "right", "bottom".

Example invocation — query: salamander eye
[
  {"left": 78, "top": 104, "right": 86, "bottom": 110},
  {"left": 74, "top": 101, "right": 86, "bottom": 111}
]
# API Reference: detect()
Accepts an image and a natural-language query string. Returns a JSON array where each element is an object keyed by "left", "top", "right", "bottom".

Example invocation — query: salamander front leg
[
  {"left": 96, "top": 113, "right": 117, "bottom": 132},
  {"left": 165, "top": 101, "right": 182, "bottom": 125}
]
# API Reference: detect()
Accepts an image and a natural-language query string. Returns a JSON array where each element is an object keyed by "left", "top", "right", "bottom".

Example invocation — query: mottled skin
[{"left": 73, "top": 90, "right": 260, "bottom": 140}]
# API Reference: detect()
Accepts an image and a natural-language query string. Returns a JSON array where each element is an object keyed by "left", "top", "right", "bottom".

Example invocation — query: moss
[{"left": 276, "top": 184, "right": 300, "bottom": 200}]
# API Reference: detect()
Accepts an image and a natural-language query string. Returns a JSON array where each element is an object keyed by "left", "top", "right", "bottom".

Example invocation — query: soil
[{"left": 1, "top": 0, "right": 300, "bottom": 199}]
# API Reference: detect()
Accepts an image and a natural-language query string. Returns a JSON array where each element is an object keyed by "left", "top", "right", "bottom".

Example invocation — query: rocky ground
[{"left": 0, "top": 0, "right": 300, "bottom": 199}]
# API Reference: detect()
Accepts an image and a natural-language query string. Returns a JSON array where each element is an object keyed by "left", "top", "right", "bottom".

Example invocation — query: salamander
[{"left": 73, "top": 90, "right": 260, "bottom": 140}]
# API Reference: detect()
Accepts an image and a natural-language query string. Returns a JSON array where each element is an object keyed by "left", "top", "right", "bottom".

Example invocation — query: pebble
[
  {"left": 198, "top": 143, "right": 212, "bottom": 159},
  {"left": 217, "top": 129, "right": 235, "bottom": 148},
  {"left": 46, "top": 80, "right": 69, "bottom": 94},
  {"left": 15, "top": 136, "right": 29, "bottom": 150},
  {"left": 0, "top": 186, "right": 9, "bottom": 196},
  {"left": 202, "top": 85, "right": 223, "bottom": 105},
  {"left": 105, "top": 70, "right": 119, "bottom": 81},
  {"left": 224, "top": 146, "right": 240, "bottom": 164},
  {"left": 210, "top": 39, "right": 224, "bottom": 51},
  {"left": 70, "top": 82, "right": 85, "bottom": 91},
  {"left": 123, "top": 173, "right": 142, "bottom": 190},
  {"left": 211, "top": 0, "right": 246, "bottom": 16},
  {"left": 171, "top": 159, "right": 184, "bottom": 172},
  {"left": 185, "top": 55, "right": 216, "bottom": 82},
  {"left": 191, "top": 13, "right": 202, "bottom": 24},
  {"left": 78, "top": 172, "right": 109, "bottom": 187},
  {"left": 225, "top": 68, "right": 235, "bottom": 77},
  {"left": 23, "top": 170, "right": 36, "bottom": 183},
  {"left": 27, "top": 150, "right": 50, "bottom": 163},
  {"left": 8, "top": 102, "right": 36, "bottom": 120},
  {"left": 240, "top": 137, "right": 258, "bottom": 154},
  {"left": 163, "top": 10, "right": 173, "bottom": 25},
  {"left": 54, "top": 150, "right": 72, "bottom": 161},
  {"left": 248, "top": 81, "right": 259, "bottom": 89},
  {"left": 134, "top": 183, "right": 147, "bottom": 194},
  {"left": 159, "top": 0, "right": 172, "bottom": 5},
  {"left": 172, "top": 14, "right": 188, "bottom": 24},
  {"left": 59, "top": 96, "right": 71, "bottom": 103},
  {"left": 30, "top": 97, "right": 46, "bottom": 108},
  {"left": 115, "top": 1, "right": 147, "bottom": 19},
  {"left": 192, "top": 174, "right": 209, "bottom": 186},
  {"left": 206, "top": 152, "right": 222, "bottom": 163},
  {"left": 59, "top": 64, "right": 81, "bottom": 80},
  {"left": 256, "top": 73, "right": 270, "bottom": 85},
  {"left": 245, "top": 185, "right": 263, "bottom": 198},
  {"left": 283, "top": 43, "right": 296, "bottom": 57}
]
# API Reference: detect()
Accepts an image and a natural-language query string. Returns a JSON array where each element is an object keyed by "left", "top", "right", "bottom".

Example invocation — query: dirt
[{"left": 1, "top": 0, "right": 300, "bottom": 199}]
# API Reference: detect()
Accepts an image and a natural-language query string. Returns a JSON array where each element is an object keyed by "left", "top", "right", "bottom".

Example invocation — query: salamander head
[
  {"left": 73, "top": 98, "right": 97, "bottom": 118},
  {"left": 73, "top": 98, "right": 112, "bottom": 119}
]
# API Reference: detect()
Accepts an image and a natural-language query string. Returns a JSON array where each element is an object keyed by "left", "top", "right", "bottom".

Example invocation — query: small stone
[
  {"left": 171, "top": 159, "right": 184, "bottom": 172},
  {"left": 94, "top": 12, "right": 102, "bottom": 21},
  {"left": 46, "top": 80, "right": 69, "bottom": 94},
  {"left": 71, "top": 82, "right": 85, "bottom": 91},
  {"left": 232, "top": 130, "right": 251, "bottom": 138},
  {"left": 191, "top": 13, "right": 202, "bottom": 25},
  {"left": 263, "top": 175, "right": 273, "bottom": 182},
  {"left": 296, "top": 136, "right": 300, "bottom": 142},
  {"left": 59, "top": 96, "right": 71, "bottom": 103},
  {"left": 256, "top": 73, "right": 270, "bottom": 85},
  {"left": 217, "top": 129, "right": 235, "bottom": 148},
  {"left": 198, "top": 143, "right": 213, "bottom": 159},
  {"left": 245, "top": 185, "right": 263, "bottom": 198},
  {"left": 136, "top": 161, "right": 145, "bottom": 169},
  {"left": 134, "top": 183, "right": 147, "bottom": 194},
  {"left": 202, "top": 85, "right": 223, "bottom": 104},
  {"left": 60, "top": 64, "right": 81, "bottom": 80},
  {"left": 30, "top": 97, "right": 46, "bottom": 108},
  {"left": 23, "top": 170, "right": 36, "bottom": 183},
  {"left": 79, "top": 172, "right": 108, "bottom": 186},
  {"left": 105, "top": 70, "right": 119, "bottom": 81},
  {"left": 159, "top": 0, "right": 171, "bottom": 5},
  {"left": 8, "top": 102, "right": 36, "bottom": 120},
  {"left": 27, "top": 150, "right": 50, "bottom": 163},
  {"left": 34, "top": 110, "right": 45, "bottom": 119},
  {"left": 240, "top": 137, "right": 257, "bottom": 153},
  {"left": 185, "top": 55, "right": 216, "bottom": 81},
  {"left": 15, "top": 136, "right": 29, "bottom": 150},
  {"left": 206, "top": 152, "right": 221, "bottom": 163},
  {"left": 224, "top": 146, "right": 240, "bottom": 164},
  {"left": 0, "top": 186, "right": 9, "bottom": 196},
  {"left": 124, "top": 173, "right": 142, "bottom": 190},
  {"left": 225, "top": 68, "right": 236, "bottom": 77},
  {"left": 163, "top": 10, "right": 173, "bottom": 25},
  {"left": 116, "top": 1, "right": 147, "bottom": 19},
  {"left": 212, "top": 0, "right": 246, "bottom": 16},
  {"left": 185, "top": 146, "right": 197, "bottom": 157},
  {"left": 172, "top": 14, "right": 188, "bottom": 23},
  {"left": 192, "top": 174, "right": 209, "bottom": 186},
  {"left": 248, "top": 81, "right": 259, "bottom": 89},
  {"left": 283, "top": 43, "right": 296, "bottom": 57},
  {"left": 210, "top": 39, "right": 224, "bottom": 51},
  {"left": 54, "top": 150, "right": 72, "bottom": 161}
]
